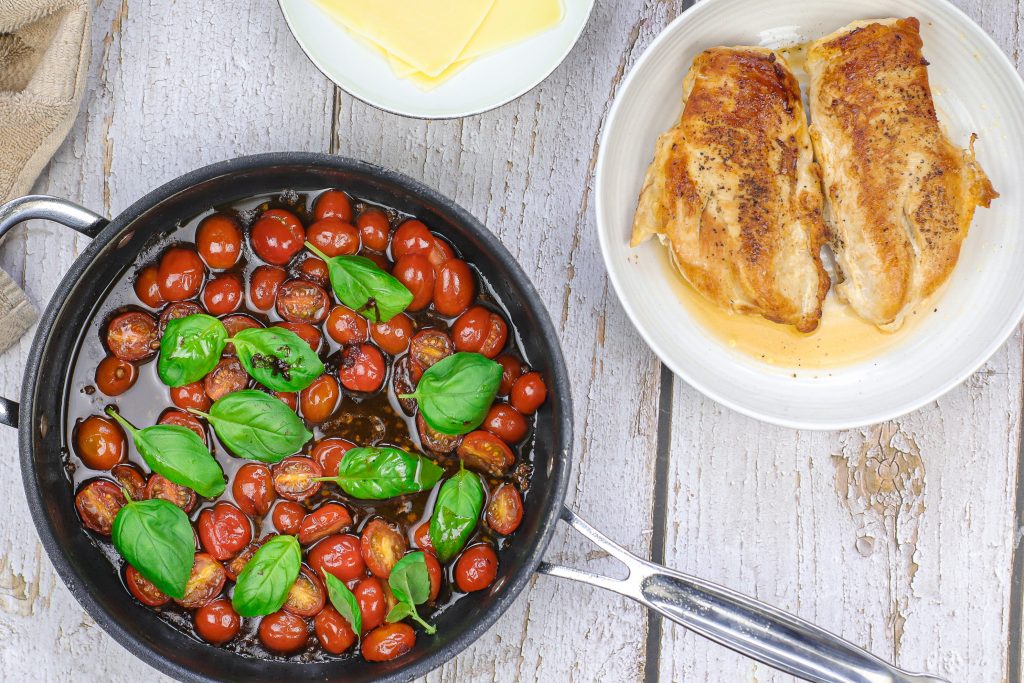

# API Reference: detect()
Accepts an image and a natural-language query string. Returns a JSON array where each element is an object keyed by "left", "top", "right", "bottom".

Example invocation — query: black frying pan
[{"left": 0, "top": 154, "right": 946, "bottom": 683}]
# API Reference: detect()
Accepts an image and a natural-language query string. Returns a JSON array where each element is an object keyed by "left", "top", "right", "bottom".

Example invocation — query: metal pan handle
[
  {"left": 0, "top": 195, "right": 109, "bottom": 429},
  {"left": 539, "top": 505, "right": 948, "bottom": 683}
]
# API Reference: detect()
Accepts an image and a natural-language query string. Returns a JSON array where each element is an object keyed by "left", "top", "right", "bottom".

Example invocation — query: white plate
[
  {"left": 595, "top": 0, "right": 1024, "bottom": 430},
  {"left": 278, "top": 0, "right": 595, "bottom": 119}
]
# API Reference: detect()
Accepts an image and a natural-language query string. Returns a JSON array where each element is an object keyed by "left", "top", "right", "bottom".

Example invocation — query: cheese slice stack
[{"left": 315, "top": 0, "right": 565, "bottom": 90}]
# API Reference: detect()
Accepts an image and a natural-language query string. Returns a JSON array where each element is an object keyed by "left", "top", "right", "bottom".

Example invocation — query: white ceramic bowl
[
  {"left": 278, "top": 0, "right": 595, "bottom": 119},
  {"left": 595, "top": 0, "right": 1024, "bottom": 430}
]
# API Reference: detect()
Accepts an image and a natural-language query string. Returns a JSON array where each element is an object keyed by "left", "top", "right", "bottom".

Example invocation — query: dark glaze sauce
[{"left": 62, "top": 189, "right": 536, "bottom": 662}]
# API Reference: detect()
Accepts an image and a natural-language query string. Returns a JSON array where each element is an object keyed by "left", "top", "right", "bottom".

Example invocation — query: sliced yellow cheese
[
  {"left": 314, "top": 0, "right": 495, "bottom": 77},
  {"left": 462, "top": 0, "right": 564, "bottom": 60}
]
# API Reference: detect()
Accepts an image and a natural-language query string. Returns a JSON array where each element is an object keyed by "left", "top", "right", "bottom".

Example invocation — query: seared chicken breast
[
  {"left": 631, "top": 47, "right": 829, "bottom": 332},
  {"left": 807, "top": 17, "right": 997, "bottom": 331}
]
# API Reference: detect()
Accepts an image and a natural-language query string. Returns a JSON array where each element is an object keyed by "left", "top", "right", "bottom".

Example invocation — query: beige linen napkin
[{"left": 0, "top": 0, "right": 90, "bottom": 351}]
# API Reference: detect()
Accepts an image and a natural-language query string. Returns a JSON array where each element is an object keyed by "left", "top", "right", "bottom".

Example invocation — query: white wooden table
[{"left": 0, "top": 1, "right": 1021, "bottom": 681}]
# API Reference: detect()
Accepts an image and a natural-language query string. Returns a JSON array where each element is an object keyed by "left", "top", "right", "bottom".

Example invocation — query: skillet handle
[
  {"left": 0, "top": 195, "right": 109, "bottom": 429},
  {"left": 538, "top": 506, "right": 948, "bottom": 683}
]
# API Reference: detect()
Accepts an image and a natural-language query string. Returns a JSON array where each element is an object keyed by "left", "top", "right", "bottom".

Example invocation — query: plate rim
[{"left": 594, "top": 0, "right": 1024, "bottom": 431}]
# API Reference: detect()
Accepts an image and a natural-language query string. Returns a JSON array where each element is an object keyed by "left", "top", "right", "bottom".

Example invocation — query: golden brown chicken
[
  {"left": 806, "top": 17, "right": 997, "bottom": 331},
  {"left": 631, "top": 47, "right": 829, "bottom": 333}
]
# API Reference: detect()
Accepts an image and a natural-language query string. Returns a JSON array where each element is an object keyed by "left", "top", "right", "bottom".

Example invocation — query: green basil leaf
[
  {"left": 322, "top": 568, "right": 362, "bottom": 638},
  {"left": 112, "top": 499, "right": 194, "bottom": 599},
  {"left": 385, "top": 601, "right": 414, "bottom": 623},
  {"left": 388, "top": 552, "right": 432, "bottom": 605},
  {"left": 429, "top": 467, "right": 484, "bottom": 563},
  {"left": 158, "top": 314, "right": 228, "bottom": 387},
  {"left": 232, "top": 534, "right": 302, "bottom": 617},
  {"left": 230, "top": 327, "right": 324, "bottom": 392},
  {"left": 316, "top": 446, "right": 444, "bottom": 499},
  {"left": 196, "top": 390, "right": 312, "bottom": 463},
  {"left": 402, "top": 352, "right": 502, "bottom": 435},
  {"left": 305, "top": 241, "right": 412, "bottom": 323}
]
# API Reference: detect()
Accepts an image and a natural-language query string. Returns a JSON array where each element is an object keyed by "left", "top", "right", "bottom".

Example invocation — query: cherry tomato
[
  {"left": 284, "top": 565, "right": 326, "bottom": 618},
  {"left": 202, "top": 274, "right": 243, "bottom": 315},
  {"left": 111, "top": 463, "right": 148, "bottom": 501},
  {"left": 274, "top": 391, "right": 298, "bottom": 410},
  {"left": 250, "top": 209, "right": 305, "bottom": 265},
  {"left": 272, "top": 501, "right": 306, "bottom": 535},
  {"left": 496, "top": 354, "right": 524, "bottom": 396},
  {"left": 314, "top": 605, "right": 357, "bottom": 654},
  {"left": 413, "top": 521, "right": 435, "bottom": 554},
  {"left": 197, "top": 502, "right": 252, "bottom": 561},
  {"left": 298, "top": 503, "right": 353, "bottom": 546},
  {"left": 408, "top": 330, "right": 453, "bottom": 381},
  {"left": 258, "top": 610, "right": 309, "bottom": 654},
  {"left": 125, "top": 565, "right": 170, "bottom": 607},
  {"left": 314, "top": 190, "right": 353, "bottom": 222},
  {"left": 455, "top": 544, "right": 498, "bottom": 592},
  {"left": 134, "top": 265, "right": 165, "bottom": 308},
  {"left": 369, "top": 313, "right": 413, "bottom": 355},
  {"left": 297, "top": 255, "right": 329, "bottom": 288},
  {"left": 74, "top": 415, "right": 126, "bottom": 470},
  {"left": 272, "top": 321, "right": 322, "bottom": 353},
  {"left": 325, "top": 305, "right": 368, "bottom": 345},
  {"left": 360, "top": 519, "right": 407, "bottom": 579},
  {"left": 194, "top": 598, "right": 241, "bottom": 645},
  {"left": 157, "top": 247, "right": 205, "bottom": 301},
  {"left": 483, "top": 403, "right": 528, "bottom": 443},
  {"left": 307, "top": 217, "right": 359, "bottom": 257},
  {"left": 364, "top": 252, "right": 392, "bottom": 271},
  {"left": 221, "top": 314, "right": 263, "bottom": 356},
  {"left": 299, "top": 374, "right": 339, "bottom": 424},
  {"left": 417, "top": 413, "right": 462, "bottom": 454},
  {"left": 203, "top": 357, "right": 248, "bottom": 402},
  {"left": 276, "top": 279, "right": 329, "bottom": 324},
  {"left": 422, "top": 552, "right": 442, "bottom": 602},
  {"left": 356, "top": 209, "right": 390, "bottom": 251},
  {"left": 94, "top": 355, "right": 138, "bottom": 396},
  {"left": 338, "top": 343, "right": 386, "bottom": 393},
  {"left": 177, "top": 552, "right": 227, "bottom": 609},
  {"left": 196, "top": 214, "right": 242, "bottom": 269},
  {"left": 393, "top": 255, "right": 435, "bottom": 311},
  {"left": 453, "top": 306, "right": 508, "bottom": 358},
  {"left": 310, "top": 438, "right": 354, "bottom": 478},
  {"left": 158, "top": 301, "right": 203, "bottom": 334},
  {"left": 146, "top": 474, "right": 198, "bottom": 513},
  {"left": 225, "top": 537, "right": 264, "bottom": 581},
  {"left": 457, "top": 431, "right": 514, "bottom": 476},
  {"left": 392, "top": 356, "right": 417, "bottom": 415},
  {"left": 249, "top": 265, "right": 287, "bottom": 310},
  {"left": 107, "top": 311, "right": 158, "bottom": 361},
  {"left": 232, "top": 463, "right": 275, "bottom": 517},
  {"left": 272, "top": 456, "right": 322, "bottom": 502},
  {"left": 158, "top": 408, "right": 206, "bottom": 443},
  {"left": 362, "top": 623, "right": 415, "bottom": 662},
  {"left": 510, "top": 372, "right": 547, "bottom": 415},
  {"left": 170, "top": 381, "right": 210, "bottom": 412},
  {"left": 75, "top": 479, "right": 126, "bottom": 535},
  {"left": 486, "top": 483, "right": 524, "bottom": 535},
  {"left": 433, "top": 259, "right": 475, "bottom": 317},
  {"left": 391, "top": 220, "right": 447, "bottom": 268},
  {"left": 353, "top": 576, "right": 387, "bottom": 632},
  {"left": 308, "top": 534, "right": 365, "bottom": 582}
]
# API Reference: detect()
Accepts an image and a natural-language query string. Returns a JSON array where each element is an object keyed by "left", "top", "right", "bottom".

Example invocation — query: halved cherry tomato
[
  {"left": 455, "top": 544, "right": 498, "bottom": 592},
  {"left": 369, "top": 313, "right": 413, "bottom": 355},
  {"left": 232, "top": 463, "right": 275, "bottom": 517},
  {"left": 338, "top": 344, "right": 386, "bottom": 393},
  {"left": 250, "top": 209, "right": 305, "bottom": 265},
  {"left": 423, "top": 552, "right": 442, "bottom": 602},
  {"left": 221, "top": 314, "right": 262, "bottom": 356},
  {"left": 197, "top": 502, "right": 252, "bottom": 561},
  {"left": 75, "top": 479, "right": 126, "bottom": 535},
  {"left": 452, "top": 306, "right": 508, "bottom": 358},
  {"left": 392, "top": 356, "right": 417, "bottom": 415},
  {"left": 272, "top": 501, "right": 306, "bottom": 535},
  {"left": 297, "top": 255, "right": 329, "bottom": 288},
  {"left": 310, "top": 438, "right": 354, "bottom": 478},
  {"left": 308, "top": 534, "right": 365, "bottom": 582},
  {"left": 272, "top": 457, "right": 322, "bottom": 502},
  {"left": 203, "top": 357, "right": 248, "bottom": 401},
  {"left": 276, "top": 279, "right": 329, "bottom": 324},
  {"left": 433, "top": 259, "right": 475, "bottom": 317},
  {"left": 486, "top": 483, "right": 524, "bottom": 535},
  {"left": 412, "top": 520, "right": 434, "bottom": 554},
  {"left": 158, "top": 408, "right": 207, "bottom": 443},
  {"left": 107, "top": 311, "right": 158, "bottom": 362},
  {"left": 417, "top": 413, "right": 462, "bottom": 454},
  {"left": 273, "top": 321, "right": 322, "bottom": 352},
  {"left": 496, "top": 354, "right": 524, "bottom": 396},
  {"left": 158, "top": 301, "right": 202, "bottom": 334},
  {"left": 111, "top": 463, "right": 147, "bottom": 501},
  {"left": 74, "top": 415, "right": 126, "bottom": 470},
  {"left": 225, "top": 537, "right": 265, "bottom": 581},
  {"left": 126, "top": 564, "right": 170, "bottom": 607},
  {"left": 170, "top": 381, "right": 210, "bottom": 412},
  {"left": 298, "top": 503, "right": 353, "bottom": 545},
  {"left": 299, "top": 374, "right": 339, "bottom": 423},
  {"left": 196, "top": 214, "right": 242, "bottom": 270},
  {"left": 194, "top": 598, "right": 241, "bottom": 644},
  {"left": 134, "top": 265, "right": 165, "bottom": 308},
  {"left": 510, "top": 372, "right": 547, "bottom": 415},
  {"left": 314, "top": 190, "right": 353, "bottom": 222},
  {"left": 483, "top": 403, "right": 528, "bottom": 443},
  {"left": 356, "top": 209, "right": 390, "bottom": 251},
  {"left": 393, "top": 255, "right": 434, "bottom": 311},
  {"left": 258, "top": 610, "right": 309, "bottom": 654},
  {"left": 360, "top": 519, "right": 407, "bottom": 579},
  {"left": 158, "top": 247, "right": 206, "bottom": 301},
  {"left": 353, "top": 576, "right": 387, "bottom": 632},
  {"left": 362, "top": 623, "right": 415, "bottom": 662},
  {"left": 408, "top": 330, "right": 453, "bottom": 381},
  {"left": 202, "top": 274, "right": 243, "bottom": 315},
  {"left": 307, "top": 217, "right": 359, "bottom": 257},
  {"left": 249, "top": 265, "right": 287, "bottom": 310},
  {"left": 325, "top": 305, "right": 368, "bottom": 345},
  {"left": 284, "top": 565, "right": 326, "bottom": 618},
  {"left": 146, "top": 474, "right": 198, "bottom": 513},
  {"left": 457, "top": 431, "right": 514, "bottom": 476},
  {"left": 95, "top": 355, "right": 138, "bottom": 396},
  {"left": 176, "top": 552, "right": 227, "bottom": 609},
  {"left": 315, "top": 605, "right": 358, "bottom": 654}
]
